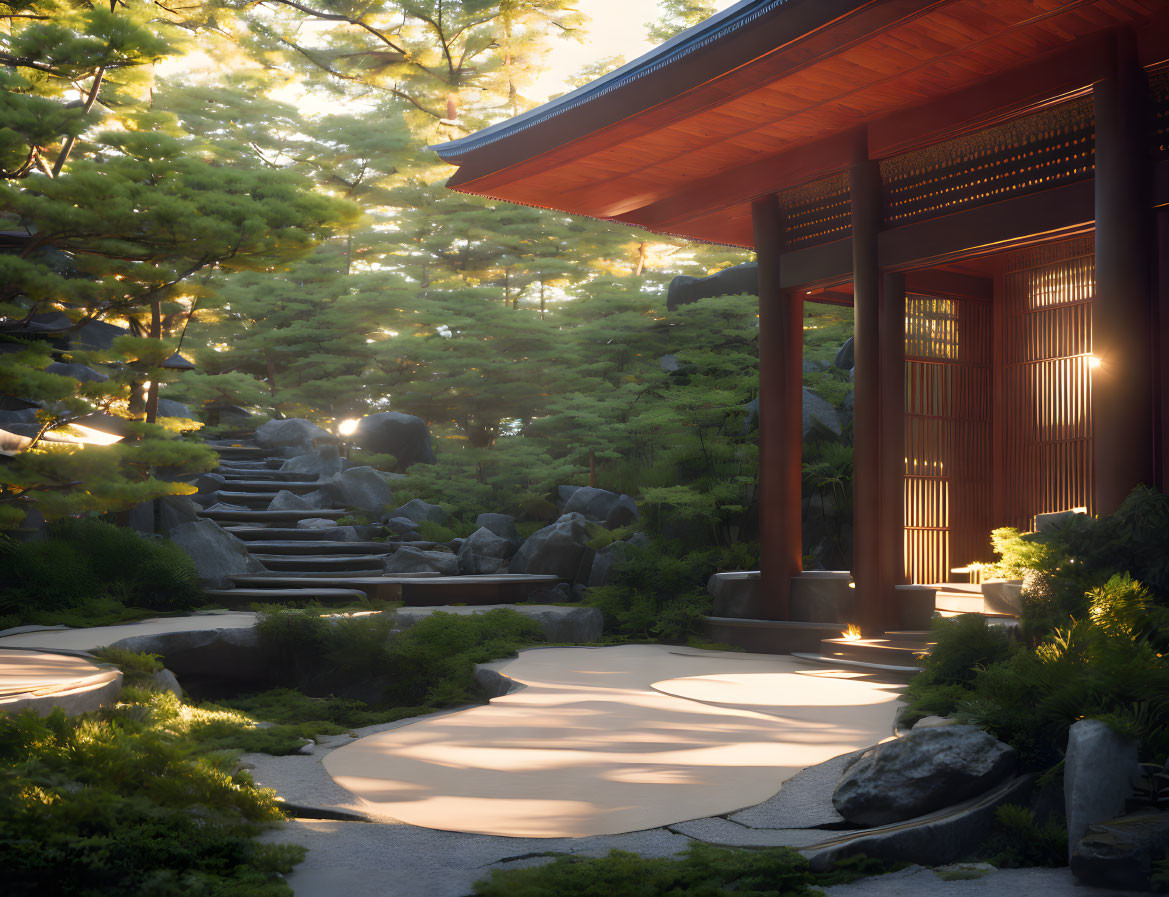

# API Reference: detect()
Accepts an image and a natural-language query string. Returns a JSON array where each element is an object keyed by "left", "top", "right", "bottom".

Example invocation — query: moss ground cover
[
  {"left": 0, "top": 690, "right": 303, "bottom": 897},
  {"left": 472, "top": 845, "right": 890, "bottom": 897}
]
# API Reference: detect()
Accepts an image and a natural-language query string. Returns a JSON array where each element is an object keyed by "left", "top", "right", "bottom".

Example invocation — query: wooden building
[{"left": 433, "top": 0, "right": 1169, "bottom": 635}]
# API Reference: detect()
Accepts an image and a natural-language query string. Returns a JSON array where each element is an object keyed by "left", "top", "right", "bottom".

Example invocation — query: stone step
[
  {"left": 198, "top": 508, "right": 347, "bottom": 524},
  {"left": 223, "top": 527, "right": 365, "bottom": 541},
  {"left": 228, "top": 573, "right": 439, "bottom": 602},
  {"left": 204, "top": 587, "right": 369, "bottom": 607},
  {"left": 241, "top": 540, "right": 392, "bottom": 555},
  {"left": 393, "top": 574, "right": 561, "bottom": 606},
  {"left": 215, "top": 459, "right": 274, "bottom": 470},
  {"left": 248, "top": 554, "right": 388, "bottom": 572},
  {"left": 934, "top": 591, "right": 987, "bottom": 614},
  {"left": 210, "top": 491, "right": 296, "bottom": 508},
  {"left": 814, "top": 636, "right": 927, "bottom": 671},
  {"left": 209, "top": 445, "right": 274, "bottom": 457},
  {"left": 215, "top": 477, "right": 322, "bottom": 490},
  {"left": 226, "top": 573, "right": 559, "bottom": 605}
]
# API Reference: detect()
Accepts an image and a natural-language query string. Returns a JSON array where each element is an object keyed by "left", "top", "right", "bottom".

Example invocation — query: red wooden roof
[{"left": 433, "top": 0, "right": 1169, "bottom": 248}]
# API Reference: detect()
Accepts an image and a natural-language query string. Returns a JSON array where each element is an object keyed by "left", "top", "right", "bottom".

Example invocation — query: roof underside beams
[{"left": 440, "top": 0, "right": 1169, "bottom": 249}]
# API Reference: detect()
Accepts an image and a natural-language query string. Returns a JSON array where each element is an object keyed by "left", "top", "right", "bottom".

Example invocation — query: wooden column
[
  {"left": 850, "top": 157, "right": 893, "bottom": 634},
  {"left": 1093, "top": 38, "right": 1155, "bottom": 513},
  {"left": 1159, "top": 210, "right": 1169, "bottom": 493},
  {"left": 752, "top": 195, "right": 802, "bottom": 620},
  {"left": 879, "top": 272, "right": 906, "bottom": 603}
]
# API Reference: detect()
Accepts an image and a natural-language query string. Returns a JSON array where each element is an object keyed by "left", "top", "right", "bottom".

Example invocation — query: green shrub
[
  {"left": 417, "top": 519, "right": 457, "bottom": 543},
  {"left": 0, "top": 696, "right": 302, "bottom": 896},
  {"left": 980, "top": 804, "right": 1067, "bottom": 868},
  {"left": 0, "top": 520, "right": 205, "bottom": 622},
  {"left": 586, "top": 539, "right": 756, "bottom": 641},
  {"left": 473, "top": 844, "right": 888, "bottom": 897},
  {"left": 238, "top": 608, "right": 546, "bottom": 731}
]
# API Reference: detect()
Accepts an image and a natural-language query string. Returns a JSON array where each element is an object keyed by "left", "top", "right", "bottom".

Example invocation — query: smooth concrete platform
[
  {"left": 0, "top": 648, "right": 123, "bottom": 716},
  {"left": 322, "top": 644, "right": 902, "bottom": 838},
  {"left": 0, "top": 612, "right": 259, "bottom": 652}
]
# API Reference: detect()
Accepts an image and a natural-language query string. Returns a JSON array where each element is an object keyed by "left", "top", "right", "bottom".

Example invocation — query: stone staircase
[
  {"left": 195, "top": 437, "right": 558, "bottom": 607},
  {"left": 792, "top": 582, "right": 1021, "bottom": 676}
]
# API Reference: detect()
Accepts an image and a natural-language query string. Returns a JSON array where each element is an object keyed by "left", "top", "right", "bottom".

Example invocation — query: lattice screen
[
  {"left": 1001, "top": 237, "right": 1096, "bottom": 529},
  {"left": 903, "top": 293, "right": 992, "bottom": 585}
]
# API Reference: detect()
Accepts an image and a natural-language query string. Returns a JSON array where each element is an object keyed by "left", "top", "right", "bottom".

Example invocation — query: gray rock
[
  {"left": 458, "top": 527, "right": 516, "bottom": 574},
  {"left": 196, "top": 473, "right": 227, "bottom": 495},
  {"left": 294, "top": 522, "right": 359, "bottom": 541},
  {"left": 384, "top": 545, "right": 459, "bottom": 576},
  {"left": 268, "top": 490, "right": 314, "bottom": 512},
  {"left": 981, "top": 579, "right": 1023, "bottom": 616},
  {"left": 207, "top": 404, "right": 252, "bottom": 427},
  {"left": 1071, "top": 812, "right": 1169, "bottom": 891},
  {"left": 473, "top": 665, "right": 521, "bottom": 698},
  {"left": 156, "top": 398, "right": 192, "bottom": 418},
  {"left": 833, "top": 726, "right": 1017, "bottom": 826},
  {"left": 387, "top": 498, "right": 445, "bottom": 525},
  {"left": 158, "top": 495, "right": 200, "bottom": 534},
  {"left": 108, "top": 627, "right": 277, "bottom": 688},
  {"left": 1065, "top": 719, "right": 1138, "bottom": 854},
  {"left": 383, "top": 516, "right": 421, "bottom": 537},
  {"left": 254, "top": 418, "right": 336, "bottom": 453},
  {"left": 803, "top": 386, "right": 842, "bottom": 438},
  {"left": 298, "top": 517, "right": 341, "bottom": 529},
  {"left": 803, "top": 358, "right": 829, "bottom": 373},
  {"left": 707, "top": 571, "right": 761, "bottom": 618},
  {"left": 834, "top": 336, "right": 854, "bottom": 370},
  {"left": 666, "top": 262, "right": 758, "bottom": 310},
  {"left": 150, "top": 668, "right": 183, "bottom": 697},
  {"left": 204, "top": 501, "right": 248, "bottom": 512},
  {"left": 627, "top": 532, "right": 650, "bottom": 548},
  {"left": 1034, "top": 508, "right": 1088, "bottom": 533},
  {"left": 562, "top": 486, "right": 639, "bottom": 529},
  {"left": 741, "top": 396, "right": 759, "bottom": 435},
  {"left": 556, "top": 485, "right": 582, "bottom": 508},
  {"left": 45, "top": 361, "right": 109, "bottom": 382},
  {"left": 324, "top": 466, "right": 394, "bottom": 514},
  {"left": 509, "top": 512, "right": 590, "bottom": 580},
  {"left": 912, "top": 716, "right": 960, "bottom": 729},
  {"left": 353, "top": 412, "right": 436, "bottom": 467},
  {"left": 528, "top": 582, "right": 574, "bottom": 603},
  {"left": 281, "top": 444, "right": 344, "bottom": 479},
  {"left": 166, "top": 519, "right": 267, "bottom": 587},
  {"left": 588, "top": 540, "right": 632, "bottom": 588},
  {"left": 476, "top": 513, "right": 520, "bottom": 546}
]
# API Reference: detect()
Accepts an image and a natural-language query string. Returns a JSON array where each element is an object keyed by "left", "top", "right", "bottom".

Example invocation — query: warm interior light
[
  {"left": 337, "top": 417, "right": 361, "bottom": 437},
  {"left": 841, "top": 623, "right": 862, "bottom": 641},
  {"left": 1087, "top": 355, "right": 1102, "bottom": 369}
]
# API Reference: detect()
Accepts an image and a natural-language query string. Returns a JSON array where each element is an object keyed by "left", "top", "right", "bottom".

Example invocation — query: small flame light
[
  {"left": 337, "top": 418, "right": 361, "bottom": 437},
  {"left": 842, "top": 624, "right": 862, "bottom": 641}
]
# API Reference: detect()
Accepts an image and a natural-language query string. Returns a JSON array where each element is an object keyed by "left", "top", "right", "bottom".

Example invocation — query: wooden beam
[
  {"left": 752, "top": 195, "right": 802, "bottom": 621},
  {"left": 1092, "top": 36, "right": 1156, "bottom": 514},
  {"left": 904, "top": 270, "right": 993, "bottom": 301},
  {"left": 878, "top": 180, "right": 1095, "bottom": 271},
  {"left": 778, "top": 239, "right": 853, "bottom": 291}
]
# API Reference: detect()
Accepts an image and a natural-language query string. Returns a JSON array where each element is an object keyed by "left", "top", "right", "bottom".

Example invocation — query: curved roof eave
[{"left": 430, "top": 0, "right": 797, "bottom": 163}]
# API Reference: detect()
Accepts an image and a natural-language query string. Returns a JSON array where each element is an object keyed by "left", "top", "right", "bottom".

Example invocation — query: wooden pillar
[
  {"left": 752, "top": 195, "right": 802, "bottom": 620},
  {"left": 1159, "top": 210, "right": 1169, "bottom": 493},
  {"left": 879, "top": 272, "right": 906, "bottom": 602},
  {"left": 1092, "top": 37, "right": 1155, "bottom": 514},
  {"left": 850, "top": 156, "right": 894, "bottom": 634}
]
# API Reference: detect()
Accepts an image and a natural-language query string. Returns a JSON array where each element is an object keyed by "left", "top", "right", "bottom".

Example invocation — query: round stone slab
[{"left": 0, "top": 648, "right": 122, "bottom": 716}]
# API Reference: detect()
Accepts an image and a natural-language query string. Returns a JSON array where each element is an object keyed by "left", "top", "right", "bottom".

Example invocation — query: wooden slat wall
[
  {"left": 903, "top": 293, "right": 992, "bottom": 584},
  {"left": 1001, "top": 236, "right": 1096, "bottom": 529}
]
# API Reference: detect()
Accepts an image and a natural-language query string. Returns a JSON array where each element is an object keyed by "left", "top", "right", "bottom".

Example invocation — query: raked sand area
[{"left": 323, "top": 645, "right": 902, "bottom": 838}]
